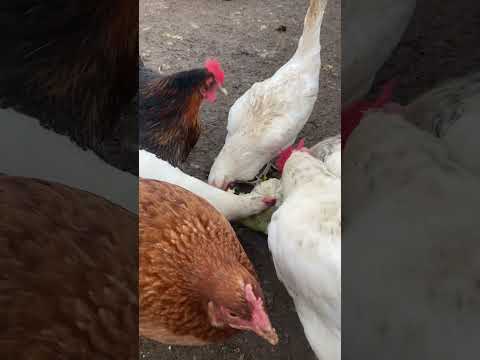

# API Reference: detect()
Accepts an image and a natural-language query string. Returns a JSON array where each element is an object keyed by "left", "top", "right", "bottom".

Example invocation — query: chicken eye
[
  {"left": 228, "top": 311, "right": 238, "bottom": 318},
  {"left": 205, "top": 77, "right": 214, "bottom": 87}
]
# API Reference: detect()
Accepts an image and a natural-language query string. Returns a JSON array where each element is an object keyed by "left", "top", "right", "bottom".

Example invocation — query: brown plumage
[
  {"left": 139, "top": 59, "right": 225, "bottom": 166},
  {"left": 0, "top": 1, "right": 138, "bottom": 174},
  {"left": 0, "top": 176, "right": 137, "bottom": 359},
  {"left": 139, "top": 179, "right": 278, "bottom": 345}
]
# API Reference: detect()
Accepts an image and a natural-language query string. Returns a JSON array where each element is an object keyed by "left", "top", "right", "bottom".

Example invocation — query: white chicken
[
  {"left": 267, "top": 142, "right": 341, "bottom": 360},
  {"left": 342, "top": 0, "right": 416, "bottom": 106},
  {"left": 240, "top": 135, "right": 341, "bottom": 234},
  {"left": 310, "top": 134, "right": 341, "bottom": 178},
  {"left": 139, "top": 150, "right": 280, "bottom": 221},
  {"left": 343, "top": 108, "right": 455, "bottom": 221},
  {"left": 342, "top": 109, "right": 480, "bottom": 359},
  {"left": 208, "top": 0, "right": 328, "bottom": 189},
  {"left": 400, "top": 72, "right": 480, "bottom": 177}
]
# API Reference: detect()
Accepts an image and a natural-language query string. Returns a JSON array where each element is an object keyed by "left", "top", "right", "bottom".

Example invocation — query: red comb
[
  {"left": 245, "top": 284, "right": 269, "bottom": 328},
  {"left": 276, "top": 139, "right": 305, "bottom": 173},
  {"left": 341, "top": 79, "right": 397, "bottom": 149},
  {"left": 204, "top": 58, "right": 225, "bottom": 86}
]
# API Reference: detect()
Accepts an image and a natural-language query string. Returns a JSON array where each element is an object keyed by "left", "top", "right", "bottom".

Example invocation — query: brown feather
[
  {"left": 139, "top": 65, "right": 212, "bottom": 166},
  {"left": 0, "top": 176, "right": 137, "bottom": 359},
  {"left": 0, "top": 1, "right": 138, "bottom": 173},
  {"left": 139, "top": 179, "right": 262, "bottom": 345}
]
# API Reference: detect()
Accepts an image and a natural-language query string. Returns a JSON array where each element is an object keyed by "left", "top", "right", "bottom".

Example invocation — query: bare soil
[
  {"left": 139, "top": 0, "right": 340, "bottom": 359},
  {"left": 370, "top": 0, "right": 480, "bottom": 103}
]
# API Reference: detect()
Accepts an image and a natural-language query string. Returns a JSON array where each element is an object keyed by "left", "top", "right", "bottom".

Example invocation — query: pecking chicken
[
  {"left": 239, "top": 136, "right": 340, "bottom": 234},
  {"left": 139, "top": 58, "right": 227, "bottom": 166},
  {"left": 267, "top": 140, "right": 341, "bottom": 360},
  {"left": 0, "top": 176, "right": 137, "bottom": 359},
  {"left": 342, "top": 0, "right": 416, "bottom": 106},
  {"left": 0, "top": 0, "right": 138, "bottom": 173},
  {"left": 139, "top": 179, "right": 278, "bottom": 346},
  {"left": 208, "top": 0, "right": 328, "bottom": 189},
  {"left": 342, "top": 104, "right": 480, "bottom": 359},
  {"left": 139, "top": 149, "right": 278, "bottom": 221}
]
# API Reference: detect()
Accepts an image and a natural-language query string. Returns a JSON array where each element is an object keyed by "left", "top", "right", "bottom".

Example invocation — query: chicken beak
[
  {"left": 219, "top": 85, "right": 228, "bottom": 96},
  {"left": 255, "top": 325, "right": 279, "bottom": 346}
]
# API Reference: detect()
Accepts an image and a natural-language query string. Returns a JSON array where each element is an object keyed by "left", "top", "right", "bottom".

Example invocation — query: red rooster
[{"left": 139, "top": 58, "right": 227, "bottom": 166}]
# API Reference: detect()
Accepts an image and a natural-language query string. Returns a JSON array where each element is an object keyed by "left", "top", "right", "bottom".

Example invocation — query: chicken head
[
  {"left": 202, "top": 59, "right": 227, "bottom": 103},
  {"left": 207, "top": 283, "right": 278, "bottom": 345}
]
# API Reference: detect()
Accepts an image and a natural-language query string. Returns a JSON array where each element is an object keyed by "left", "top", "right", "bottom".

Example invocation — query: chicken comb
[
  {"left": 275, "top": 138, "right": 306, "bottom": 173},
  {"left": 204, "top": 58, "right": 225, "bottom": 86},
  {"left": 245, "top": 284, "right": 269, "bottom": 328},
  {"left": 341, "top": 78, "right": 397, "bottom": 149}
]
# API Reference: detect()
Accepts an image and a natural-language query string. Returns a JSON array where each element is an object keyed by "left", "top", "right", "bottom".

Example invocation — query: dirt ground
[
  {"left": 139, "top": 0, "right": 339, "bottom": 359},
  {"left": 370, "top": 0, "right": 480, "bottom": 103}
]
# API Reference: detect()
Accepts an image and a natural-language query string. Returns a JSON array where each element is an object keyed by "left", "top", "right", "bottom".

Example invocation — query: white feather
[
  {"left": 342, "top": 0, "right": 416, "bottom": 106},
  {"left": 268, "top": 147, "right": 341, "bottom": 360},
  {"left": 139, "top": 150, "right": 280, "bottom": 221},
  {"left": 342, "top": 110, "right": 480, "bottom": 359},
  {"left": 310, "top": 135, "right": 341, "bottom": 178},
  {"left": 405, "top": 72, "right": 480, "bottom": 177},
  {"left": 208, "top": 0, "right": 328, "bottom": 189}
]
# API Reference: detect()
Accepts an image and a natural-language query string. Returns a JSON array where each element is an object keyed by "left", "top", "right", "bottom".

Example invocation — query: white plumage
[
  {"left": 342, "top": 0, "right": 416, "bottom": 106},
  {"left": 268, "top": 146, "right": 341, "bottom": 360},
  {"left": 208, "top": 0, "right": 328, "bottom": 189},
  {"left": 310, "top": 135, "right": 341, "bottom": 178},
  {"left": 404, "top": 72, "right": 480, "bottom": 177},
  {"left": 342, "top": 110, "right": 480, "bottom": 359},
  {"left": 342, "top": 111, "right": 450, "bottom": 221},
  {"left": 139, "top": 149, "right": 280, "bottom": 221}
]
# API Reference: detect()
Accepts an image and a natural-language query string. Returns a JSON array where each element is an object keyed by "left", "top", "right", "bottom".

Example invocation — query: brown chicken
[
  {"left": 139, "top": 179, "right": 278, "bottom": 346},
  {"left": 0, "top": 176, "right": 137, "bottom": 359},
  {"left": 0, "top": 0, "right": 138, "bottom": 174},
  {"left": 139, "top": 58, "right": 227, "bottom": 166}
]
